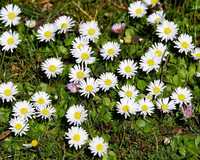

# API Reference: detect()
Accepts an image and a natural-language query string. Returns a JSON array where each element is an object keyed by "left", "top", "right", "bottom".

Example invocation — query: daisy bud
[
  {"left": 25, "top": 19, "right": 36, "bottom": 28},
  {"left": 163, "top": 137, "right": 171, "bottom": 145},
  {"left": 111, "top": 23, "right": 125, "bottom": 34},
  {"left": 66, "top": 83, "right": 79, "bottom": 93},
  {"left": 182, "top": 104, "right": 193, "bottom": 119}
]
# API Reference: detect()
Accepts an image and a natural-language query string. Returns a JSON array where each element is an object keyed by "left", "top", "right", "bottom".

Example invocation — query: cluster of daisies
[
  {"left": 129, "top": 0, "right": 199, "bottom": 60},
  {"left": 0, "top": 4, "right": 75, "bottom": 52},
  {"left": 65, "top": 105, "right": 108, "bottom": 157},
  {"left": 0, "top": 81, "right": 56, "bottom": 136},
  {"left": 0, "top": 0, "right": 197, "bottom": 158}
]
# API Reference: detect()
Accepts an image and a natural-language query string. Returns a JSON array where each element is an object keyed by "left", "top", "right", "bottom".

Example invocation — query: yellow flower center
[
  {"left": 194, "top": 52, "right": 200, "bottom": 58},
  {"left": 76, "top": 71, "right": 85, "bottom": 79},
  {"left": 85, "top": 85, "right": 93, "bottom": 92},
  {"left": 87, "top": 28, "right": 96, "bottom": 36},
  {"left": 61, "top": 23, "right": 68, "bottom": 29},
  {"left": 104, "top": 79, "right": 112, "bottom": 86},
  {"left": 36, "top": 98, "right": 45, "bottom": 105},
  {"left": 41, "top": 108, "right": 49, "bottom": 116},
  {"left": 153, "top": 86, "right": 161, "bottom": 94},
  {"left": 7, "top": 12, "right": 16, "bottom": 20},
  {"left": 155, "top": 50, "right": 162, "bottom": 57},
  {"left": 48, "top": 65, "right": 57, "bottom": 72},
  {"left": 73, "top": 134, "right": 81, "bottom": 142},
  {"left": 81, "top": 52, "right": 90, "bottom": 60},
  {"left": 141, "top": 104, "right": 148, "bottom": 112},
  {"left": 181, "top": 41, "right": 189, "bottom": 49},
  {"left": 161, "top": 104, "right": 168, "bottom": 111},
  {"left": 7, "top": 37, "right": 15, "bottom": 45},
  {"left": 107, "top": 48, "right": 115, "bottom": 56},
  {"left": 77, "top": 43, "right": 84, "bottom": 49},
  {"left": 163, "top": 27, "right": 172, "bottom": 35},
  {"left": 125, "top": 91, "right": 133, "bottom": 97},
  {"left": 178, "top": 94, "right": 185, "bottom": 101},
  {"left": 15, "top": 123, "right": 22, "bottom": 130},
  {"left": 147, "top": 59, "right": 155, "bottom": 66},
  {"left": 44, "top": 31, "right": 53, "bottom": 39},
  {"left": 122, "top": 105, "right": 129, "bottom": 112},
  {"left": 135, "top": 8, "right": 143, "bottom": 16},
  {"left": 74, "top": 111, "right": 81, "bottom": 120},
  {"left": 20, "top": 107, "right": 28, "bottom": 115},
  {"left": 96, "top": 143, "right": 104, "bottom": 152},
  {"left": 4, "top": 88, "right": 12, "bottom": 96},
  {"left": 31, "top": 140, "right": 39, "bottom": 147},
  {"left": 151, "top": 0, "right": 158, "bottom": 5},
  {"left": 124, "top": 66, "right": 132, "bottom": 73}
]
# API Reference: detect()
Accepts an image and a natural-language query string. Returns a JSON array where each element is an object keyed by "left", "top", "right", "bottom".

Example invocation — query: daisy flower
[
  {"left": 0, "top": 4, "right": 21, "bottom": 27},
  {"left": 79, "top": 21, "right": 101, "bottom": 42},
  {"left": 147, "top": 11, "right": 165, "bottom": 24},
  {"left": 119, "top": 85, "right": 139, "bottom": 100},
  {"left": 0, "top": 82, "right": 18, "bottom": 103},
  {"left": 156, "top": 98, "right": 176, "bottom": 113},
  {"left": 128, "top": 1, "right": 147, "bottom": 18},
  {"left": 191, "top": 48, "right": 200, "bottom": 60},
  {"left": 37, "top": 23, "right": 57, "bottom": 42},
  {"left": 148, "top": 43, "right": 167, "bottom": 60},
  {"left": 116, "top": 98, "right": 138, "bottom": 118},
  {"left": 171, "top": 87, "right": 192, "bottom": 105},
  {"left": 65, "top": 126, "right": 88, "bottom": 150},
  {"left": 138, "top": 98, "right": 154, "bottom": 116},
  {"left": 9, "top": 117, "right": 29, "bottom": 136},
  {"left": 89, "top": 136, "right": 108, "bottom": 157},
  {"left": 41, "top": 57, "right": 64, "bottom": 79},
  {"left": 156, "top": 20, "right": 178, "bottom": 42},
  {"left": 146, "top": 80, "right": 165, "bottom": 96},
  {"left": 65, "top": 104, "right": 88, "bottom": 126},
  {"left": 12, "top": 101, "right": 34, "bottom": 119},
  {"left": 71, "top": 36, "right": 89, "bottom": 53},
  {"left": 74, "top": 46, "right": 95, "bottom": 64},
  {"left": 36, "top": 105, "right": 56, "bottom": 120},
  {"left": 118, "top": 59, "right": 138, "bottom": 79},
  {"left": 174, "top": 34, "right": 194, "bottom": 54},
  {"left": 69, "top": 64, "right": 90, "bottom": 83},
  {"left": 140, "top": 52, "right": 160, "bottom": 73},
  {"left": 25, "top": 19, "right": 36, "bottom": 28},
  {"left": 97, "top": 72, "right": 118, "bottom": 91},
  {"left": 0, "top": 30, "right": 21, "bottom": 52},
  {"left": 144, "top": 0, "right": 159, "bottom": 6},
  {"left": 100, "top": 42, "right": 121, "bottom": 61},
  {"left": 55, "top": 15, "right": 75, "bottom": 34},
  {"left": 79, "top": 77, "right": 99, "bottom": 98},
  {"left": 32, "top": 91, "right": 51, "bottom": 108}
]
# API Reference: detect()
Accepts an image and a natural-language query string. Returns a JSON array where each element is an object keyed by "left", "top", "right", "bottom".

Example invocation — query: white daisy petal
[
  {"left": 65, "top": 126, "right": 88, "bottom": 150},
  {"left": 118, "top": 59, "right": 138, "bottom": 79},
  {"left": 0, "top": 4, "right": 21, "bottom": 27},
  {"left": 41, "top": 57, "right": 64, "bottom": 79},
  {"left": 89, "top": 136, "right": 108, "bottom": 157},
  {"left": 55, "top": 15, "right": 75, "bottom": 34},
  {"left": 9, "top": 117, "right": 29, "bottom": 136},
  {"left": 128, "top": 1, "right": 147, "bottom": 18},
  {"left": 79, "top": 21, "right": 101, "bottom": 42},
  {"left": 174, "top": 34, "right": 194, "bottom": 54},
  {"left": 97, "top": 72, "right": 118, "bottom": 91},
  {"left": 0, "top": 30, "right": 21, "bottom": 52},
  {"left": 0, "top": 82, "right": 18, "bottom": 103},
  {"left": 100, "top": 42, "right": 121, "bottom": 60},
  {"left": 156, "top": 20, "right": 178, "bottom": 42},
  {"left": 65, "top": 104, "right": 88, "bottom": 126}
]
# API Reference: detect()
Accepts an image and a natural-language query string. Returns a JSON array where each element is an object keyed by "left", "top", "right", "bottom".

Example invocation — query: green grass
[{"left": 0, "top": 0, "right": 200, "bottom": 159}]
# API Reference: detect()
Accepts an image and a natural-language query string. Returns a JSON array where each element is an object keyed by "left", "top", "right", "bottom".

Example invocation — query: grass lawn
[{"left": 0, "top": 0, "right": 200, "bottom": 159}]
